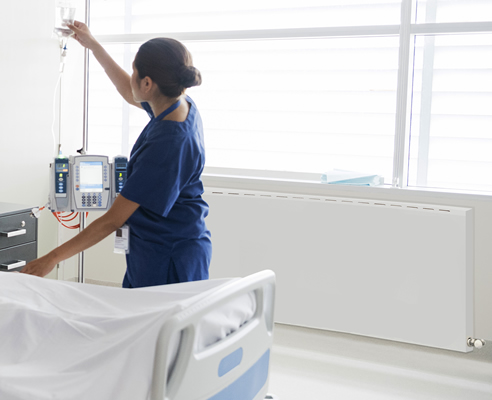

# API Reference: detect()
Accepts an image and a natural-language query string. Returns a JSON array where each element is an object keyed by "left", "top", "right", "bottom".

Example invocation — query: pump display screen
[
  {"left": 55, "top": 163, "right": 69, "bottom": 173},
  {"left": 79, "top": 161, "right": 103, "bottom": 193}
]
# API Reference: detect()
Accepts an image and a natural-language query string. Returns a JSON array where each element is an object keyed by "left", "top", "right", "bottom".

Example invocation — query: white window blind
[
  {"left": 90, "top": 0, "right": 402, "bottom": 34},
  {"left": 415, "top": 0, "right": 492, "bottom": 24},
  {"left": 408, "top": 33, "right": 492, "bottom": 192},
  {"left": 87, "top": 0, "right": 492, "bottom": 193},
  {"left": 186, "top": 38, "right": 399, "bottom": 177}
]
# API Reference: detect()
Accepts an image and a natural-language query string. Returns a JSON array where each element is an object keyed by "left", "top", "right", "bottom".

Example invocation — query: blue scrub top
[{"left": 120, "top": 96, "right": 212, "bottom": 288}]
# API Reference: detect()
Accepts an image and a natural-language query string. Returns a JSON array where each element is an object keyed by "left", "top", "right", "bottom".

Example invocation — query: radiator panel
[{"left": 204, "top": 189, "right": 474, "bottom": 353}]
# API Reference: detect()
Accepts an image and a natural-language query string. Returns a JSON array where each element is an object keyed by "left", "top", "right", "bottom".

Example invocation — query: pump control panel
[
  {"left": 54, "top": 157, "right": 69, "bottom": 196},
  {"left": 49, "top": 154, "right": 128, "bottom": 212},
  {"left": 72, "top": 156, "right": 110, "bottom": 210},
  {"left": 112, "top": 155, "right": 128, "bottom": 200}
]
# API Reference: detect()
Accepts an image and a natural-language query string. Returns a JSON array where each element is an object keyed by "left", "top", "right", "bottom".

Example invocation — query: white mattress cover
[{"left": 0, "top": 273, "right": 255, "bottom": 400}]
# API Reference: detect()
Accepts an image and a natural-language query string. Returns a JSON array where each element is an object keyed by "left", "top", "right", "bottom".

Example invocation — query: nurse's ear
[{"left": 139, "top": 76, "right": 155, "bottom": 95}]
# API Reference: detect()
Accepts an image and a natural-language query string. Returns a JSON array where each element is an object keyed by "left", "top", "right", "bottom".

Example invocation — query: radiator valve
[{"left": 467, "top": 337, "right": 486, "bottom": 349}]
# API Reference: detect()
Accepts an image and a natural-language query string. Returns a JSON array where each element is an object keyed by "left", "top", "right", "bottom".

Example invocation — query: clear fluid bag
[{"left": 54, "top": 0, "right": 76, "bottom": 38}]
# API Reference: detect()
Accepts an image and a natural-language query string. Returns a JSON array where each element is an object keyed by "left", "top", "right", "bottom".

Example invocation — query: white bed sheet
[{"left": 0, "top": 273, "right": 255, "bottom": 400}]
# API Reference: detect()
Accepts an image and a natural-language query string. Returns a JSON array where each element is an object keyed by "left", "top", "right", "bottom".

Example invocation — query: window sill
[{"left": 202, "top": 171, "right": 492, "bottom": 204}]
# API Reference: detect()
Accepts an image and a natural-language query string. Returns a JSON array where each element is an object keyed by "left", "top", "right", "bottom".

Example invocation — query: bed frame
[{"left": 150, "top": 270, "right": 276, "bottom": 400}]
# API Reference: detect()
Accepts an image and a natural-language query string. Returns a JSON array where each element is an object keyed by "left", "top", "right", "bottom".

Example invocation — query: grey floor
[{"left": 268, "top": 324, "right": 492, "bottom": 400}]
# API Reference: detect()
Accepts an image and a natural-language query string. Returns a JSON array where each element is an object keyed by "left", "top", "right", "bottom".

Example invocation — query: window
[
  {"left": 409, "top": 33, "right": 492, "bottom": 192},
  {"left": 87, "top": 0, "right": 492, "bottom": 193},
  {"left": 415, "top": 0, "right": 492, "bottom": 24}
]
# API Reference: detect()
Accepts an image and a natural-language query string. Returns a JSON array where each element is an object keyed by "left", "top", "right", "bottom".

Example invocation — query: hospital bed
[{"left": 0, "top": 270, "right": 276, "bottom": 400}]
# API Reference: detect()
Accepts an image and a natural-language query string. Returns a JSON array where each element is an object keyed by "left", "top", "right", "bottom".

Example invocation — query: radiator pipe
[{"left": 467, "top": 337, "right": 486, "bottom": 349}]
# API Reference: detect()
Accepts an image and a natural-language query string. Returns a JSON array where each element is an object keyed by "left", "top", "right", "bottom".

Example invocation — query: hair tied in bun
[{"left": 179, "top": 65, "right": 202, "bottom": 88}]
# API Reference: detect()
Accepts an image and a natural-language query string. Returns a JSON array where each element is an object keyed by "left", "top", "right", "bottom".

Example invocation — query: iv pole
[{"left": 78, "top": 0, "right": 90, "bottom": 283}]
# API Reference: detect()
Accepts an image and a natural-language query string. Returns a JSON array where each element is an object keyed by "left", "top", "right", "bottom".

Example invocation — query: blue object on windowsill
[{"left": 321, "top": 170, "right": 384, "bottom": 186}]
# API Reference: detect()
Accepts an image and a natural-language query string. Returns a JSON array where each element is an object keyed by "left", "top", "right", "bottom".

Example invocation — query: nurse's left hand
[{"left": 21, "top": 255, "right": 57, "bottom": 277}]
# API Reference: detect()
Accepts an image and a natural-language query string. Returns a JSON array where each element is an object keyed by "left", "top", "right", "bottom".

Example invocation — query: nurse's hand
[
  {"left": 21, "top": 255, "right": 57, "bottom": 278},
  {"left": 68, "top": 20, "right": 98, "bottom": 51}
]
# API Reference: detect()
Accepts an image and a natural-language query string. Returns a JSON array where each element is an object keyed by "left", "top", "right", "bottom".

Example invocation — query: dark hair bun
[
  {"left": 179, "top": 65, "right": 202, "bottom": 89},
  {"left": 135, "top": 38, "right": 201, "bottom": 97}
]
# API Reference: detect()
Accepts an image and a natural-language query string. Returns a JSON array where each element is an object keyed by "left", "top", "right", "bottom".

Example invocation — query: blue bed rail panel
[
  {"left": 208, "top": 349, "right": 270, "bottom": 400},
  {"left": 218, "top": 347, "right": 244, "bottom": 377}
]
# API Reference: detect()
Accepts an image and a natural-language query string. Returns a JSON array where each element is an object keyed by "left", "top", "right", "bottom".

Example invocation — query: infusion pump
[{"left": 49, "top": 155, "right": 128, "bottom": 212}]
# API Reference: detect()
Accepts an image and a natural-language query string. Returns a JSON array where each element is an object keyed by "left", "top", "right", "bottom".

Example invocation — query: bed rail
[{"left": 150, "top": 269, "right": 276, "bottom": 400}]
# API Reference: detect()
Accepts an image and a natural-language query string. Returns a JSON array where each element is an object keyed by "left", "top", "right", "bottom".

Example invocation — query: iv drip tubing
[
  {"left": 58, "top": 73, "right": 63, "bottom": 150},
  {"left": 52, "top": 211, "right": 89, "bottom": 230},
  {"left": 51, "top": 73, "right": 62, "bottom": 158}
]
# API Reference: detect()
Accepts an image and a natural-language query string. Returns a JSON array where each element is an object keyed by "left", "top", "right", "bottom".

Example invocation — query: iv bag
[{"left": 54, "top": 0, "right": 76, "bottom": 38}]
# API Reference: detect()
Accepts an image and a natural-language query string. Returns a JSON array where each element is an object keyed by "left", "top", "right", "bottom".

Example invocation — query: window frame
[{"left": 89, "top": 0, "right": 492, "bottom": 197}]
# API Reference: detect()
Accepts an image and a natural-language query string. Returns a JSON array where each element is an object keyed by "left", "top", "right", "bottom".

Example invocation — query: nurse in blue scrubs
[{"left": 22, "top": 21, "right": 212, "bottom": 288}]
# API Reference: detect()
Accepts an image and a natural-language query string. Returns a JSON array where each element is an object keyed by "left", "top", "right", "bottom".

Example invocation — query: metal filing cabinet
[{"left": 0, "top": 203, "right": 37, "bottom": 272}]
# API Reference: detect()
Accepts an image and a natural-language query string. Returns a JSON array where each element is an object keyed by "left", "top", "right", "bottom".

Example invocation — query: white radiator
[{"left": 204, "top": 188, "right": 474, "bottom": 353}]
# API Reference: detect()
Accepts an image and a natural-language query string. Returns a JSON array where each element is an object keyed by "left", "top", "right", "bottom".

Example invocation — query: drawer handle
[
  {"left": 0, "top": 229, "right": 27, "bottom": 238},
  {"left": 0, "top": 260, "right": 26, "bottom": 270}
]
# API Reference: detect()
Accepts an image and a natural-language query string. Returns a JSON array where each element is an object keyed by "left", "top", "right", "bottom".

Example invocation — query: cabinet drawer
[
  {"left": 0, "top": 212, "right": 37, "bottom": 250},
  {"left": 0, "top": 242, "right": 37, "bottom": 272}
]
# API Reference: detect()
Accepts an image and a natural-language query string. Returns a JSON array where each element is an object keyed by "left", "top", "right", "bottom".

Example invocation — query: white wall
[
  {"left": 0, "top": 0, "right": 63, "bottom": 275},
  {"left": 0, "top": 0, "right": 125, "bottom": 282}
]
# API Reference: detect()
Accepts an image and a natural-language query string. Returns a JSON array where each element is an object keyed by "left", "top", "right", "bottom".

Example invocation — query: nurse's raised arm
[{"left": 68, "top": 21, "right": 142, "bottom": 109}]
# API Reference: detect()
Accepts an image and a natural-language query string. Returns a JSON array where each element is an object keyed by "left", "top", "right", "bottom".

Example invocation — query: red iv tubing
[{"left": 37, "top": 206, "right": 88, "bottom": 229}]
